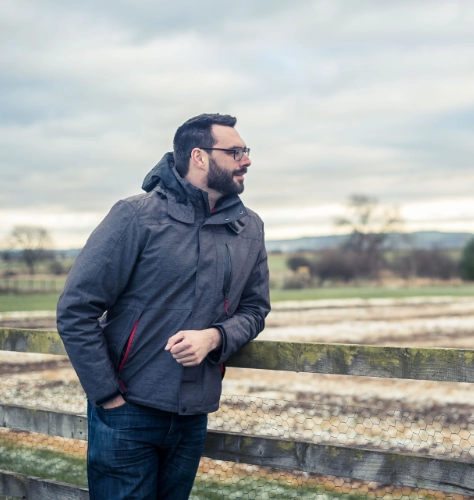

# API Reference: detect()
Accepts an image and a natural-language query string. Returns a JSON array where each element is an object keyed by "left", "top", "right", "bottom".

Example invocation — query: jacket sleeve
[
  {"left": 56, "top": 200, "right": 140, "bottom": 406},
  {"left": 210, "top": 226, "right": 271, "bottom": 364}
]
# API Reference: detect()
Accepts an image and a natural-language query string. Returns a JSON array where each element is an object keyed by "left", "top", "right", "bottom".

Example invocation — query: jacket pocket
[
  {"left": 115, "top": 317, "right": 140, "bottom": 392},
  {"left": 118, "top": 318, "right": 140, "bottom": 374},
  {"left": 223, "top": 243, "right": 232, "bottom": 316},
  {"left": 103, "top": 303, "right": 143, "bottom": 364}
]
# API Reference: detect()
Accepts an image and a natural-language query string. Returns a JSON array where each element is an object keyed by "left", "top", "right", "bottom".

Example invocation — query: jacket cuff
[
  {"left": 95, "top": 389, "right": 122, "bottom": 407},
  {"left": 207, "top": 325, "right": 227, "bottom": 364}
]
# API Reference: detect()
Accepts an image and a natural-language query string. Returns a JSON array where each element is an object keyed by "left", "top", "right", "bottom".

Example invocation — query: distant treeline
[{"left": 283, "top": 237, "right": 474, "bottom": 289}]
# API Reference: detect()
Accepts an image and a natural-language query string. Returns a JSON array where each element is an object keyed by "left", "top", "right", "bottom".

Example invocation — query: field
[
  {"left": 3, "top": 283, "right": 474, "bottom": 316},
  {"left": 1, "top": 249, "right": 473, "bottom": 312},
  {"left": 1, "top": 294, "right": 474, "bottom": 497},
  {"left": 270, "top": 283, "right": 474, "bottom": 301},
  {"left": 0, "top": 293, "right": 62, "bottom": 313}
]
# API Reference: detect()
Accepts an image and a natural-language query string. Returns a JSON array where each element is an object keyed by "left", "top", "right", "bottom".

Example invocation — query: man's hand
[
  {"left": 165, "top": 328, "right": 222, "bottom": 366},
  {"left": 102, "top": 394, "right": 126, "bottom": 409}
]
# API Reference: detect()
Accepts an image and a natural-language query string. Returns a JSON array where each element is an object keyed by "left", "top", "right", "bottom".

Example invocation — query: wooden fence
[
  {"left": 0, "top": 327, "right": 473, "bottom": 499},
  {"left": 0, "top": 278, "right": 65, "bottom": 294}
]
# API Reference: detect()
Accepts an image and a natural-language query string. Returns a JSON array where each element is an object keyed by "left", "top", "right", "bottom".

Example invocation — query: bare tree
[
  {"left": 9, "top": 225, "right": 53, "bottom": 275},
  {"left": 335, "top": 195, "right": 402, "bottom": 279}
]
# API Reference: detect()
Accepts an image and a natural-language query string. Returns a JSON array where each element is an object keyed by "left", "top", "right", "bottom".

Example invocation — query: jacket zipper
[
  {"left": 223, "top": 243, "right": 232, "bottom": 317},
  {"left": 118, "top": 319, "right": 140, "bottom": 390},
  {"left": 220, "top": 244, "right": 232, "bottom": 380}
]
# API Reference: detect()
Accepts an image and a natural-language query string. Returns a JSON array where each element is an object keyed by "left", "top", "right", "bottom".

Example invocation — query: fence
[
  {"left": 0, "top": 327, "right": 473, "bottom": 498},
  {"left": 0, "top": 279, "right": 65, "bottom": 294}
]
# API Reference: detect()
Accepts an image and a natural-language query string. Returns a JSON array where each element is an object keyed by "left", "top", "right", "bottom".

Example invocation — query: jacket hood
[
  {"left": 142, "top": 152, "right": 246, "bottom": 218},
  {"left": 142, "top": 152, "right": 188, "bottom": 204}
]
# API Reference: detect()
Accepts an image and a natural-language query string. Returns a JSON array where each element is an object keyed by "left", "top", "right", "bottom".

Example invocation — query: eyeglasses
[{"left": 199, "top": 147, "right": 250, "bottom": 161}]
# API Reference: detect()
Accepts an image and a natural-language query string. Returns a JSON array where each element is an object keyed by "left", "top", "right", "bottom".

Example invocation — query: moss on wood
[
  {"left": 228, "top": 340, "right": 474, "bottom": 383},
  {"left": 0, "top": 328, "right": 66, "bottom": 355}
]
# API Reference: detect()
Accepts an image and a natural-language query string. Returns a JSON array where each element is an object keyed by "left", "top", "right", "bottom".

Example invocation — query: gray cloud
[{"left": 1, "top": 0, "right": 474, "bottom": 246}]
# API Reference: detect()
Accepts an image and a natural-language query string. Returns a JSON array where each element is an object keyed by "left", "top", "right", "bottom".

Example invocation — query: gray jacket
[{"left": 57, "top": 153, "right": 270, "bottom": 415}]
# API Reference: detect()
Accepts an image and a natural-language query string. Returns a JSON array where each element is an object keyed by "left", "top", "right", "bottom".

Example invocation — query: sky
[{"left": 1, "top": 0, "right": 474, "bottom": 248}]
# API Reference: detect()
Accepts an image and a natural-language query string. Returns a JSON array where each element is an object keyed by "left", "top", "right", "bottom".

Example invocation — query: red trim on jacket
[{"left": 118, "top": 319, "right": 139, "bottom": 373}]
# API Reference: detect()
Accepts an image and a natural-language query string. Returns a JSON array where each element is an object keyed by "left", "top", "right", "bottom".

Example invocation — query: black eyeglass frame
[{"left": 199, "top": 147, "right": 250, "bottom": 161}]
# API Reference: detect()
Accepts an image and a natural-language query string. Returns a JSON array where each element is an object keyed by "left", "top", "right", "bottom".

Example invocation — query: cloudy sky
[{"left": 2, "top": 0, "right": 474, "bottom": 248}]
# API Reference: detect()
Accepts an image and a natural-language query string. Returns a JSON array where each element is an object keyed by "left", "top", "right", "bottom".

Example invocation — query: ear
[{"left": 190, "top": 148, "right": 207, "bottom": 171}]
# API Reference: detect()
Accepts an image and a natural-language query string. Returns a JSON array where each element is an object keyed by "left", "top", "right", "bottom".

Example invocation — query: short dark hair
[{"left": 173, "top": 113, "right": 237, "bottom": 176}]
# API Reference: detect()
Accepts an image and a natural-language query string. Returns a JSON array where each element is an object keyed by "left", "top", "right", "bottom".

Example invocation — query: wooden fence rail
[
  {"left": 2, "top": 327, "right": 474, "bottom": 383},
  {"left": 0, "top": 327, "right": 473, "bottom": 498},
  {"left": 0, "top": 470, "right": 89, "bottom": 500},
  {"left": 0, "top": 278, "right": 65, "bottom": 294}
]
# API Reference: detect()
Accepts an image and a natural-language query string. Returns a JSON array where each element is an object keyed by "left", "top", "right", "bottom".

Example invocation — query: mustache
[{"left": 233, "top": 168, "right": 247, "bottom": 176}]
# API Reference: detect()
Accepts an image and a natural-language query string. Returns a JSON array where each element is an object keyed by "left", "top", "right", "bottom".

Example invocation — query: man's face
[{"left": 205, "top": 125, "right": 251, "bottom": 197}]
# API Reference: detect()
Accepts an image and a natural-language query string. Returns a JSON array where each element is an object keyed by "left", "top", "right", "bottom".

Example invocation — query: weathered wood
[
  {"left": 2, "top": 328, "right": 474, "bottom": 383},
  {"left": 227, "top": 340, "right": 474, "bottom": 383},
  {"left": 0, "top": 403, "right": 87, "bottom": 440},
  {"left": 204, "top": 430, "right": 474, "bottom": 496},
  {"left": 0, "top": 469, "right": 88, "bottom": 500},
  {"left": 0, "top": 328, "right": 66, "bottom": 355},
  {"left": 2, "top": 328, "right": 474, "bottom": 384}
]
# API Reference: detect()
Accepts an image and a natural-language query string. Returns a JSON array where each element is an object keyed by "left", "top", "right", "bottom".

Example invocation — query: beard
[{"left": 206, "top": 157, "right": 246, "bottom": 196}]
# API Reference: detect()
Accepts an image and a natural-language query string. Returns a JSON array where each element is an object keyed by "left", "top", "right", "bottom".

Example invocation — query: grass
[
  {"left": 267, "top": 253, "right": 290, "bottom": 273},
  {"left": 0, "top": 441, "right": 378, "bottom": 499},
  {"left": 0, "top": 439, "right": 87, "bottom": 487},
  {"left": 0, "top": 293, "right": 61, "bottom": 313},
  {"left": 1, "top": 284, "right": 474, "bottom": 314},
  {"left": 0, "top": 428, "right": 447, "bottom": 500},
  {"left": 270, "top": 283, "right": 474, "bottom": 302},
  {"left": 191, "top": 477, "right": 365, "bottom": 499}
]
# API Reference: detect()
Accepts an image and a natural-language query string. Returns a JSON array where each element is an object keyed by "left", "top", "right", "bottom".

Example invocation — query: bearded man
[{"left": 57, "top": 113, "right": 270, "bottom": 500}]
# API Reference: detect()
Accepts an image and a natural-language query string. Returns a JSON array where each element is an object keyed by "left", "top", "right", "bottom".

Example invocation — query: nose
[{"left": 240, "top": 153, "right": 251, "bottom": 168}]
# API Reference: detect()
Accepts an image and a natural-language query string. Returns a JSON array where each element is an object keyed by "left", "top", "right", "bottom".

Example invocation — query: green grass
[
  {"left": 0, "top": 435, "right": 361, "bottom": 499},
  {"left": 267, "top": 253, "right": 290, "bottom": 273},
  {"left": 0, "top": 439, "right": 87, "bottom": 487},
  {"left": 0, "top": 440, "right": 443, "bottom": 499},
  {"left": 191, "top": 479, "right": 362, "bottom": 499},
  {"left": 0, "top": 293, "right": 61, "bottom": 312},
  {"left": 1, "top": 284, "right": 474, "bottom": 314},
  {"left": 270, "top": 284, "right": 474, "bottom": 302},
  {"left": 0, "top": 443, "right": 389, "bottom": 500}
]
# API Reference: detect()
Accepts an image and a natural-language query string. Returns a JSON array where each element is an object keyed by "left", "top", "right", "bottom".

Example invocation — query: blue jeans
[{"left": 87, "top": 400, "right": 207, "bottom": 500}]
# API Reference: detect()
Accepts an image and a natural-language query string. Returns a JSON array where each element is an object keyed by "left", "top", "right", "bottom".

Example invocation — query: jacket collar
[{"left": 142, "top": 152, "right": 248, "bottom": 229}]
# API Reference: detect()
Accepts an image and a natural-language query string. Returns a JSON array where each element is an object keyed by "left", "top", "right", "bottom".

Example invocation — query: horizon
[
  {"left": 2, "top": 200, "right": 474, "bottom": 249},
  {"left": 3, "top": 228, "right": 472, "bottom": 253}
]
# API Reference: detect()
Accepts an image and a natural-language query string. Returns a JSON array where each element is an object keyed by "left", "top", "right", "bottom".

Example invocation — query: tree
[
  {"left": 311, "top": 250, "right": 357, "bottom": 283},
  {"left": 460, "top": 238, "right": 474, "bottom": 281},
  {"left": 335, "top": 195, "right": 402, "bottom": 279},
  {"left": 409, "top": 249, "right": 458, "bottom": 280},
  {"left": 286, "top": 255, "right": 312, "bottom": 272},
  {"left": 9, "top": 225, "right": 53, "bottom": 275}
]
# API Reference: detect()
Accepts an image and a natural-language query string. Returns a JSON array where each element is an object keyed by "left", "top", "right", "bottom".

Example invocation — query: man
[{"left": 57, "top": 113, "right": 270, "bottom": 499}]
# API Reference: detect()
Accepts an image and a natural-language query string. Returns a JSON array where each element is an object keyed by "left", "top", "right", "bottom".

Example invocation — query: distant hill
[
  {"left": 60, "top": 248, "right": 82, "bottom": 258},
  {"left": 266, "top": 231, "right": 474, "bottom": 253},
  {"left": 17, "top": 233, "right": 472, "bottom": 257}
]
